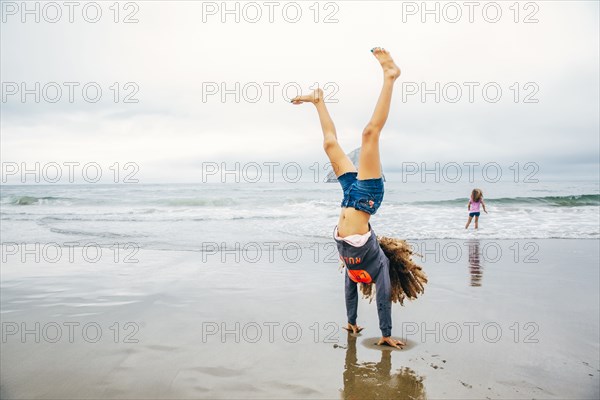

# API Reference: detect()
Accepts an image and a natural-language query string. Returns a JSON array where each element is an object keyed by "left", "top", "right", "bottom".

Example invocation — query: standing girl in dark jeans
[{"left": 292, "top": 47, "right": 427, "bottom": 349}]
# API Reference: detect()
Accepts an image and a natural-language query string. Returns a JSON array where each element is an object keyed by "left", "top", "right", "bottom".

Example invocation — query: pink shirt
[
  {"left": 334, "top": 227, "right": 371, "bottom": 247},
  {"left": 470, "top": 197, "right": 481, "bottom": 213}
]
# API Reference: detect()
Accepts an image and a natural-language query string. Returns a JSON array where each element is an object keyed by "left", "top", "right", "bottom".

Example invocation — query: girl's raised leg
[
  {"left": 292, "top": 89, "right": 357, "bottom": 177},
  {"left": 357, "top": 48, "right": 401, "bottom": 180}
]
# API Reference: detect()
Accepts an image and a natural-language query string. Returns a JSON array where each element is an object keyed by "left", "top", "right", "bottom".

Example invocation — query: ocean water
[
  {"left": 1, "top": 179, "right": 599, "bottom": 399},
  {"left": 1, "top": 177, "right": 598, "bottom": 251}
]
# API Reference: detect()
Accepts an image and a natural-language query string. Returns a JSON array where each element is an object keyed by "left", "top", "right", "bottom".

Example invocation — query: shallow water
[{"left": 1, "top": 180, "right": 599, "bottom": 251}]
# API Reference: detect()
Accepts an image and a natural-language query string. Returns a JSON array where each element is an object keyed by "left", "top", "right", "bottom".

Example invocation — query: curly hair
[{"left": 357, "top": 237, "right": 428, "bottom": 305}]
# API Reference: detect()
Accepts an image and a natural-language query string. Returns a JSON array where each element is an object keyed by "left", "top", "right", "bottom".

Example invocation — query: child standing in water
[
  {"left": 291, "top": 47, "right": 427, "bottom": 349},
  {"left": 465, "top": 188, "right": 488, "bottom": 229}
]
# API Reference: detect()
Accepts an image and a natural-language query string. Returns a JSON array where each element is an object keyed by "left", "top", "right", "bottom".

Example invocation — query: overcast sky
[{"left": 1, "top": 0, "right": 598, "bottom": 183}]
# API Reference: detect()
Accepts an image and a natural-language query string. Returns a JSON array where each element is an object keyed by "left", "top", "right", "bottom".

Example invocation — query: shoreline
[{"left": 1, "top": 239, "right": 599, "bottom": 399}]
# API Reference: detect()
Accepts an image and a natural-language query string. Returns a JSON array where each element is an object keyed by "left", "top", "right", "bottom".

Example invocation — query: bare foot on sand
[
  {"left": 291, "top": 88, "right": 323, "bottom": 105},
  {"left": 371, "top": 47, "right": 401, "bottom": 80}
]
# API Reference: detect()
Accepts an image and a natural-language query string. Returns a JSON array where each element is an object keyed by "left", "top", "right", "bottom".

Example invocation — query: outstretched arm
[
  {"left": 344, "top": 272, "right": 360, "bottom": 331},
  {"left": 374, "top": 262, "right": 405, "bottom": 349}
]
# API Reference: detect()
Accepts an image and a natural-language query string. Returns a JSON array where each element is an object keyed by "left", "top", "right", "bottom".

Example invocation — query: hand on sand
[
  {"left": 290, "top": 88, "right": 323, "bottom": 105},
  {"left": 343, "top": 323, "right": 364, "bottom": 334},
  {"left": 376, "top": 336, "right": 406, "bottom": 349}
]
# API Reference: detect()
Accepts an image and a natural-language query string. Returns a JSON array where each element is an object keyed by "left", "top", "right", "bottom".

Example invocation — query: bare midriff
[{"left": 337, "top": 207, "right": 371, "bottom": 237}]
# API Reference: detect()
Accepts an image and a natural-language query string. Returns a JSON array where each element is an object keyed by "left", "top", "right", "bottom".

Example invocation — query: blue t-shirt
[{"left": 333, "top": 225, "right": 393, "bottom": 337}]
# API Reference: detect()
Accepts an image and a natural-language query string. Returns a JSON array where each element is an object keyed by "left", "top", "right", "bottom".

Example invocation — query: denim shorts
[
  {"left": 338, "top": 172, "right": 384, "bottom": 215},
  {"left": 469, "top": 212, "right": 480, "bottom": 217}
]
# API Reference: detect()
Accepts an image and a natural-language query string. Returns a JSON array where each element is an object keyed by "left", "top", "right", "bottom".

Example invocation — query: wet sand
[{"left": 1, "top": 239, "right": 599, "bottom": 399}]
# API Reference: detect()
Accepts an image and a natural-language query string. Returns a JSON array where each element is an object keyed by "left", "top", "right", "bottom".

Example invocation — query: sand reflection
[
  {"left": 341, "top": 333, "right": 426, "bottom": 400},
  {"left": 467, "top": 239, "right": 483, "bottom": 287}
]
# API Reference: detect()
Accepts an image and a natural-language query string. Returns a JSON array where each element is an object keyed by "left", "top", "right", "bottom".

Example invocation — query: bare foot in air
[
  {"left": 371, "top": 47, "right": 401, "bottom": 80},
  {"left": 291, "top": 88, "right": 323, "bottom": 105}
]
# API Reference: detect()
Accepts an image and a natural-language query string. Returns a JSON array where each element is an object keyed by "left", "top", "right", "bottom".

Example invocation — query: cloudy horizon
[{"left": 1, "top": 0, "right": 598, "bottom": 184}]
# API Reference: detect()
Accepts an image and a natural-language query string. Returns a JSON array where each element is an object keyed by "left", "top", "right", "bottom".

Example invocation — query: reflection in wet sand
[
  {"left": 341, "top": 333, "right": 426, "bottom": 400},
  {"left": 467, "top": 239, "right": 483, "bottom": 287}
]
